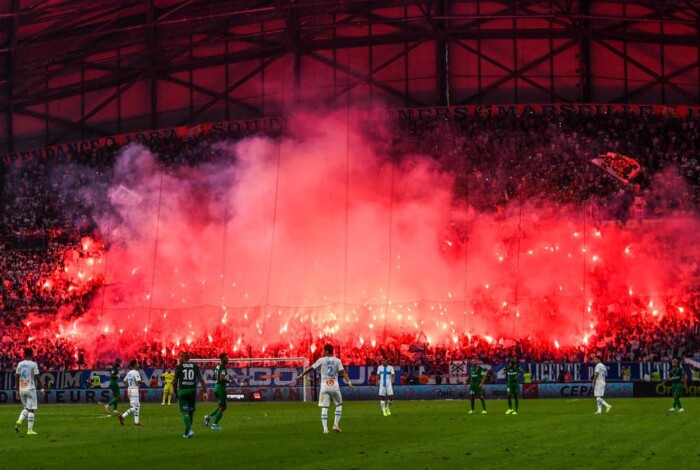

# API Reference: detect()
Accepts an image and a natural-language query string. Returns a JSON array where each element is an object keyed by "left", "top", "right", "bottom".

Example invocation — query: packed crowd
[
  {"left": 393, "top": 112, "right": 700, "bottom": 214},
  {"left": 1, "top": 111, "right": 699, "bottom": 371}
]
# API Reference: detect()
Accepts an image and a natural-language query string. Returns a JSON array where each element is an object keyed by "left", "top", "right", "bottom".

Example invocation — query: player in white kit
[
  {"left": 15, "top": 348, "right": 43, "bottom": 435},
  {"left": 119, "top": 359, "right": 143, "bottom": 426},
  {"left": 592, "top": 356, "right": 612, "bottom": 414},
  {"left": 298, "top": 344, "right": 354, "bottom": 433},
  {"left": 377, "top": 357, "right": 395, "bottom": 416}
]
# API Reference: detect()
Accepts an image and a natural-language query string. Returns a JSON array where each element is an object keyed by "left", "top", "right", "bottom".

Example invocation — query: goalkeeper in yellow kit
[{"left": 162, "top": 368, "right": 175, "bottom": 405}]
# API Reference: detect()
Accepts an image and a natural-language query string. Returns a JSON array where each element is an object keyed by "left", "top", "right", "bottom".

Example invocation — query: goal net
[{"left": 191, "top": 357, "right": 312, "bottom": 402}]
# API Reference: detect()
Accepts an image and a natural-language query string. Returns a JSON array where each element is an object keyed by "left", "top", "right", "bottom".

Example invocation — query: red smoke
[{"left": 35, "top": 109, "right": 698, "bottom": 360}]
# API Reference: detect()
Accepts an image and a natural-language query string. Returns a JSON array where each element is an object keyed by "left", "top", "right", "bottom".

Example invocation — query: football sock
[
  {"left": 387, "top": 399, "right": 392, "bottom": 410},
  {"left": 108, "top": 398, "right": 119, "bottom": 409},
  {"left": 134, "top": 407, "right": 140, "bottom": 424},
  {"left": 507, "top": 397, "right": 512, "bottom": 409},
  {"left": 514, "top": 396, "right": 519, "bottom": 411},
  {"left": 380, "top": 400, "right": 386, "bottom": 413},
  {"left": 27, "top": 412, "right": 34, "bottom": 431},
  {"left": 213, "top": 409, "right": 223, "bottom": 424},
  {"left": 334, "top": 405, "right": 342, "bottom": 426},
  {"left": 480, "top": 399, "right": 486, "bottom": 411},
  {"left": 18, "top": 409, "right": 28, "bottom": 423},
  {"left": 470, "top": 397, "right": 475, "bottom": 411},
  {"left": 209, "top": 408, "right": 218, "bottom": 418},
  {"left": 182, "top": 412, "right": 191, "bottom": 432},
  {"left": 321, "top": 407, "right": 329, "bottom": 430}
]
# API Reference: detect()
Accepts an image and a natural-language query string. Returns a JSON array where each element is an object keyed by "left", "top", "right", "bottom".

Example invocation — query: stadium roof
[{"left": 2, "top": 0, "right": 700, "bottom": 152}]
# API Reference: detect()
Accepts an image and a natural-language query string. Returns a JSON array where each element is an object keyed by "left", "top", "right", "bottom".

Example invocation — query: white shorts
[
  {"left": 379, "top": 385, "right": 394, "bottom": 397},
  {"left": 594, "top": 382, "right": 606, "bottom": 397},
  {"left": 318, "top": 386, "right": 342, "bottom": 407},
  {"left": 20, "top": 389, "right": 38, "bottom": 410},
  {"left": 128, "top": 389, "right": 140, "bottom": 408}
]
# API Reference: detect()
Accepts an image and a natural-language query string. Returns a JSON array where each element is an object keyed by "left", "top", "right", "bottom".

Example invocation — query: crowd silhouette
[{"left": 1, "top": 111, "right": 699, "bottom": 371}]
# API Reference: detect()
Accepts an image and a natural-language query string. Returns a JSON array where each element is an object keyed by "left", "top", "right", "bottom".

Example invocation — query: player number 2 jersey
[
  {"left": 312, "top": 357, "right": 344, "bottom": 389},
  {"left": 16, "top": 360, "right": 40, "bottom": 391}
]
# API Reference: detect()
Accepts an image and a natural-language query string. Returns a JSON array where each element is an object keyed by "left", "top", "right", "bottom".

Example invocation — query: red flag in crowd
[{"left": 590, "top": 152, "right": 642, "bottom": 185}]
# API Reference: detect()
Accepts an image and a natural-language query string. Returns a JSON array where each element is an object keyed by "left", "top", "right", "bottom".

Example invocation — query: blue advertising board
[{"left": 0, "top": 361, "right": 693, "bottom": 391}]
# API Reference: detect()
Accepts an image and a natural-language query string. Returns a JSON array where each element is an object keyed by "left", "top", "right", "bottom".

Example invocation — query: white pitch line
[{"left": 30, "top": 415, "right": 116, "bottom": 421}]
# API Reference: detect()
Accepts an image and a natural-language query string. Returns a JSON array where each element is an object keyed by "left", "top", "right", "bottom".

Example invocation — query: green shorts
[
  {"left": 177, "top": 388, "right": 197, "bottom": 412},
  {"left": 109, "top": 383, "right": 120, "bottom": 398},
  {"left": 672, "top": 385, "right": 684, "bottom": 399},
  {"left": 469, "top": 385, "right": 483, "bottom": 397},
  {"left": 214, "top": 387, "right": 227, "bottom": 407},
  {"left": 507, "top": 383, "right": 520, "bottom": 395}
]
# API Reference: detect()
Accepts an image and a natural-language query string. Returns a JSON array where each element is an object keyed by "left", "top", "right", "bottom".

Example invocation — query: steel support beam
[{"left": 2, "top": 0, "right": 700, "bottom": 151}]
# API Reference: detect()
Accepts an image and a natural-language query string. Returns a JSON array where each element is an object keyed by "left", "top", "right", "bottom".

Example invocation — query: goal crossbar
[{"left": 192, "top": 357, "right": 309, "bottom": 364}]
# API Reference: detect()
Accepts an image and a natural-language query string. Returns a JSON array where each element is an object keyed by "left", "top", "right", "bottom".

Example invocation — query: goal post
[{"left": 191, "top": 357, "right": 312, "bottom": 402}]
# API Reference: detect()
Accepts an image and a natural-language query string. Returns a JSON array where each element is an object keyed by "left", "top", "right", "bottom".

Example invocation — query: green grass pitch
[{"left": 0, "top": 398, "right": 698, "bottom": 469}]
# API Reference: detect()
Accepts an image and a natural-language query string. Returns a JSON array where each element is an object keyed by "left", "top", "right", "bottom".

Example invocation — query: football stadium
[{"left": 1, "top": 1, "right": 699, "bottom": 468}]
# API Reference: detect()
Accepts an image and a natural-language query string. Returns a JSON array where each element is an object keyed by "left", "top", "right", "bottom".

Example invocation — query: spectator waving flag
[
  {"left": 400, "top": 343, "right": 425, "bottom": 360},
  {"left": 110, "top": 185, "right": 144, "bottom": 206},
  {"left": 590, "top": 152, "right": 642, "bottom": 185}
]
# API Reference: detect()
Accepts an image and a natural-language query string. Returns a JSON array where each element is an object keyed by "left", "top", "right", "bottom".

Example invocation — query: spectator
[
  {"left": 622, "top": 367, "right": 632, "bottom": 381},
  {"left": 1, "top": 111, "right": 699, "bottom": 372},
  {"left": 368, "top": 370, "right": 377, "bottom": 386}
]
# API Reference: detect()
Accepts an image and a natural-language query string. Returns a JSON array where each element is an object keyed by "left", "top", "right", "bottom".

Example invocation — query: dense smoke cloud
[{"left": 36, "top": 108, "right": 698, "bottom": 360}]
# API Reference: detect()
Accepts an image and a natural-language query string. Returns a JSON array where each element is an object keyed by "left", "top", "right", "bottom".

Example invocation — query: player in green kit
[
  {"left": 173, "top": 351, "right": 208, "bottom": 438},
  {"left": 505, "top": 356, "right": 524, "bottom": 415},
  {"left": 663, "top": 358, "right": 687, "bottom": 412},
  {"left": 466, "top": 357, "right": 487, "bottom": 414},
  {"left": 204, "top": 353, "right": 230, "bottom": 430},
  {"left": 104, "top": 359, "right": 122, "bottom": 416}
]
